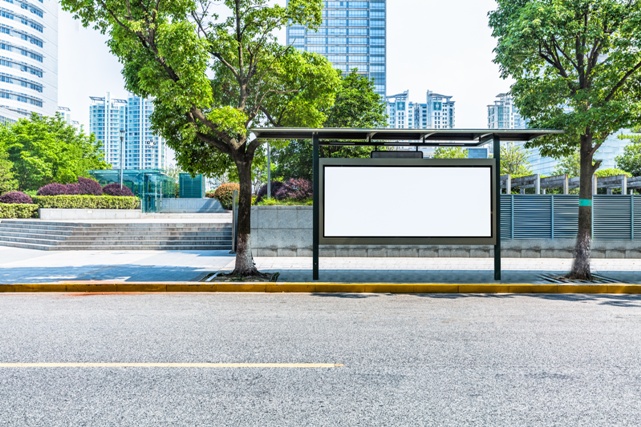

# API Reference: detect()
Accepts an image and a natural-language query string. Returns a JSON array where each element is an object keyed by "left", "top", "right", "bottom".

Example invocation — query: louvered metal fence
[{"left": 501, "top": 195, "right": 641, "bottom": 240}]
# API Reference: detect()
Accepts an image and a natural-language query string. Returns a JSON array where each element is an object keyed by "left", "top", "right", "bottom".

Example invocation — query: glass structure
[
  {"left": 90, "top": 169, "right": 176, "bottom": 213},
  {"left": 286, "top": 0, "right": 386, "bottom": 97},
  {"left": 0, "top": 0, "right": 57, "bottom": 122},
  {"left": 90, "top": 93, "right": 171, "bottom": 171}
]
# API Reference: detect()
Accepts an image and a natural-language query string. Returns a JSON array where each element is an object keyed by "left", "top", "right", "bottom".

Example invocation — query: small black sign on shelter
[{"left": 251, "top": 128, "right": 562, "bottom": 281}]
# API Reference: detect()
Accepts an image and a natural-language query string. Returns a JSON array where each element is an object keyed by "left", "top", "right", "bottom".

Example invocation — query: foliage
[
  {"left": 37, "top": 183, "right": 80, "bottom": 196},
  {"left": 618, "top": 127, "right": 641, "bottom": 144},
  {"left": 272, "top": 70, "right": 388, "bottom": 181},
  {"left": 213, "top": 183, "right": 240, "bottom": 210},
  {"left": 0, "top": 148, "right": 17, "bottom": 194},
  {"left": 0, "top": 114, "right": 108, "bottom": 191},
  {"left": 0, "top": 203, "right": 39, "bottom": 219},
  {"left": 255, "top": 198, "right": 313, "bottom": 206},
  {"left": 0, "top": 191, "right": 33, "bottom": 204},
  {"left": 490, "top": 1, "right": 641, "bottom": 158},
  {"left": 102, "top": 183, "right": 135, "bottom": 197},
  {"left": 616, "top": 142, "right": 641, "bottom": 177},
  {"left": 77, "top": 177, "right": 103, "bottom": 195},
  {"left": 60, "top": 0, "right": 341, "bottom": 276},
  {"left": 433, "top": 147, "right": 468, "bottom": 159},
  {"left": 594, "top": 168, "right": 631, "bottom": 178},
  {"left": 500, "top": 142, "right": 532, "bottom": 176},
  {"left": 256, "top": 178, "right": 313, "bottom": 203},
  {"left": 33, "top": 195, "right": 140, "bottom": 209},
  {"left": 553, "top": 151, "right": 581, "bottom": 178}
]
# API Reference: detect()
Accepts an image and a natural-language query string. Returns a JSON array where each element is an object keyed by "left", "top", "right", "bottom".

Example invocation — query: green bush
[
  {"left": 0, "top": 203, "right": 39, "bottom": 219},
  {"left": 595, "top": 168, "right": 632, "bottom": 178},
  {"left": 33, "top": 195, "right": 140, "bottom": 209},
  {"left": 213, "top": 183, "right": 240, "bottom": 210}
]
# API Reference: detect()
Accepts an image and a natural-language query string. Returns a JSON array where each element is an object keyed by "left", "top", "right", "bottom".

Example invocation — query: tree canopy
[
  {"left": 0, "top": 114, "right": 107, "bottom": 192},
  {"left": 500, "top": 142, "right": 532, "bottom": 176},
  {"left": 272, "top": 69, "right": 387, "bottom": 181},
  {"left": 489, "top": 0, "right": 641, "bottom": 279},
  {"left": 60, "top": 0, "right": 341, "bottom": 276},
  {"left": 433, "top": 147, "right": 467, "bottom": 159},
  {"left": 0, "top": 147, "right": 17, "bottom": 195}
]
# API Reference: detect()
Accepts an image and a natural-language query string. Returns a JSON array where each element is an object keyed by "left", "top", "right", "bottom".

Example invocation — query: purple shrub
[
  {"left": 65, "top": 183, "right": 81, "bottom": 195},
  {"left": 276, "top": 178, "right": 313, "bottom": 201},
  {"left": 0, "top": 191, "right": 33, "bottom": 204},
  {"left": 102, "top": 183, "right": 134, "bottom": 197},
  {"left": 256, "top": 178, "right": 313, "bottom": 202},
  {"left": 255, "top": 181, "right": 286, "bottom": 202},
  {"left": 37, "top": 183, "right": 70, "bottom": 196},
  {"left": 77, "top": 177, "right": 103, "bottom": 195}
]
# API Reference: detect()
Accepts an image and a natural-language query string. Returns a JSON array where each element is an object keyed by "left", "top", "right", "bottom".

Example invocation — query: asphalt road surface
[{"left": 1, "top": 293, "right": 640, "bottom": 426}]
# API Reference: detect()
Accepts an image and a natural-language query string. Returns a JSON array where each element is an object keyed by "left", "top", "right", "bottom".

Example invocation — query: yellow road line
[{"left": 0, "top": 362, "right": 342, "bottom": 369}]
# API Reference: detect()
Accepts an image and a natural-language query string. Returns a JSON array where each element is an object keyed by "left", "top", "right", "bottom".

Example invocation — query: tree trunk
[
  {"left": 568, "top": 136, "right": 595, "bottom": 280},
  {"left": 231, "top": 157, "right": 261, "bottom": 276}
]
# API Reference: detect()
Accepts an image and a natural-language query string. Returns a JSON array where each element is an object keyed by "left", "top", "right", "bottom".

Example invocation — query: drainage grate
[{"left": 539, "top": 273, "right": 624, "bottom": 284}]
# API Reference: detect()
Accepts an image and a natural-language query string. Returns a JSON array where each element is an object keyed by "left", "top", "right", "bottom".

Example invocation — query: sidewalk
[{"left": 1, "top": 245, "right": 640, "bottom": 285}]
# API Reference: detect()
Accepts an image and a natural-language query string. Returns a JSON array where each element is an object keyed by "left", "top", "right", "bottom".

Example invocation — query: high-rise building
[
  {"left": 286, "top": 0, "right": 386, "bottom": 97},
  {"left": 89, "top": 93, "right": 172, "bottom": 170},
  {"left": 0, "top": 0, "right": 57, "bottom": 123},
  {"left": 487, "top": 93, "right": 527, "bottom": 129},
  {"left": 386, "top": 90, "right": 455, "bottom": 129}
]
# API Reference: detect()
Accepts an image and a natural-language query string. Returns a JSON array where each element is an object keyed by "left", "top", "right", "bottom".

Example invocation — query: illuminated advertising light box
[{"left": 319, "top": 158, "right": 497, "bottom": 245}]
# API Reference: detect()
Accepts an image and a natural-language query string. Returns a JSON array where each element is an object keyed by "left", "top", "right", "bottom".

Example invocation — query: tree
[
  {"left": 616, "top": 127, "right": 641, "bottom": 176},
  {"left": 272, "top": 69, "right": 387, "bottom": 181},
  {"left": 0, "top": 147, "right": 18, "bottom": 195},
  {"left": 489, "top": 0, "right": 641, "bottom": 279},
  {"left": 500, "top": 142, "right": 532, "bottom": 176},
  {"left": 433, "top": 147, "right": 467, "bottom": 159},
  {"left": 553, "top": 150, "right": 581, "bottom": 177},
  {"left": 616, "top": 142, "right": 641, "bottom": 177},
  {"left": 61, "top": 0, "right": 340, "bottom": 277},
  {"left": 1, "top": 114, "right": 108, "bottom": 191}
]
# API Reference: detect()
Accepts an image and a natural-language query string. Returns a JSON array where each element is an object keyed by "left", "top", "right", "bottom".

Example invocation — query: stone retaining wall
[{"left": 250, "top": 206, "right": 641, "bottom": 258}]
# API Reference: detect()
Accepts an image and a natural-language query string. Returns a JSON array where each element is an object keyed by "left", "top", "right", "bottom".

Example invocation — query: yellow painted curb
[{"left": 0, "top": 282, "right": 639, "bottom": 294}]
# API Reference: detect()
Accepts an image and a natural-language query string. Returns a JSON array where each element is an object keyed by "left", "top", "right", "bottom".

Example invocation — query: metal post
[
  {"left": 493, "top": 135, "right": 501, "bottom": 281},
  {"left": 267, "top": 143, "right": 271, "bottom": 199},
  {"left": 119, "top": 129, "right": 125, "bottom": 189},
  {"left": 312, "top": 134, "right": 320, "bottom": 281}
]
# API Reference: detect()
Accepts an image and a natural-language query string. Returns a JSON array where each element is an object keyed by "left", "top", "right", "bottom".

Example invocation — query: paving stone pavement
[{"left": 2, "top": 245, "right": 639, "bottom": 284}]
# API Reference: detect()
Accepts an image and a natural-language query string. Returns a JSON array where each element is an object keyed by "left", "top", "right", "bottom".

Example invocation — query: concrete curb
[{"left": 1, "top": 282, "right": 640, "bottom": 294}]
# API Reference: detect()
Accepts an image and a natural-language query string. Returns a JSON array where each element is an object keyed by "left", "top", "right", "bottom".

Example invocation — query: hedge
[
  {"left": 0, "top": 203, "right": 39, "bottom": 219},
  {"left": 32, "top": 195, "right": 140, "bottom": 209}
]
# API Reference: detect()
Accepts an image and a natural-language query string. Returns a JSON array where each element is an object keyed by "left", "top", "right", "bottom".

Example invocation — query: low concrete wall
[
  {"left": 250, "top": 206, "right": 641, "bottom": 258},
  {"left": 39, "top": 209, "right": 143, "bottom": 220},
  {"left": 159, "top": 198, "right": 226, "bottom": 213}
]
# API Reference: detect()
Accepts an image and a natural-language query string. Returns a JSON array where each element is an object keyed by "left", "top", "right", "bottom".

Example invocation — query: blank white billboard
[{"left": 322, "top": 165, "right": 493, "bottom": 239}]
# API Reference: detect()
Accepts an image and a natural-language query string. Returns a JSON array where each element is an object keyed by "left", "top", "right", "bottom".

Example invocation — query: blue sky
[{"left": 58, "top": 0, "right": 508, "bottom": 130}]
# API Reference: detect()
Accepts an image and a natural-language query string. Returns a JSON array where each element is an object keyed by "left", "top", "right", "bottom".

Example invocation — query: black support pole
[
  {"left": 493, "top": 135, "right": 501, "bottom": 281},
  {"left": 312, "top": 133, "right": 320, "bottom": 281}
]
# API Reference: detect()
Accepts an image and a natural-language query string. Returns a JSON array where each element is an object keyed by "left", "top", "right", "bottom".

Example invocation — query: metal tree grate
[{"left": 539, "top": 273, "right": 624, "bottom": 284}]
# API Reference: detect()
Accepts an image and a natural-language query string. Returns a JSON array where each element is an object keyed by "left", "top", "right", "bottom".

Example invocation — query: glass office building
[
  {"left": 286, "top": 0, "right": 386, "bottom": 97},
  {"left": 90, "top": 93, "right": 172, "bottom": 171},
  {"left": 0, "top": 0, "right": 58, "bottom": 122}
]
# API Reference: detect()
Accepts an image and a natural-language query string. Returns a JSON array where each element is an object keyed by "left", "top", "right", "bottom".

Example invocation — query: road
[{"left": 1, "top": 293, "right": 640, "bottom": 426}]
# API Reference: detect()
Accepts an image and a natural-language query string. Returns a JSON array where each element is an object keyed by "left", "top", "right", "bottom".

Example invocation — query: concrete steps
[{"left": 0, "top": 219, "right": 233, "bottom": 251}]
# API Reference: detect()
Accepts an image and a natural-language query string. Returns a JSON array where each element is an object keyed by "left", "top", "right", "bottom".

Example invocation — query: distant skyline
[{"left": 58, "top": 0, "right": 508, "bottom": 130}]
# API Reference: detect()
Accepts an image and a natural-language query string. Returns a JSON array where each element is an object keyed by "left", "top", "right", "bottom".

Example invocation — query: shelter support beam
[
  {"left": 313, "top": 134, "right": 320, "bottom": 280},
  {"left": 493, "top": 136, "right": 502, "bottom": 281}
]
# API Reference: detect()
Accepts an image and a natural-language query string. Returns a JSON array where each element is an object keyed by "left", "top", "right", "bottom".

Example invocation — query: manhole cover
[{"left": 539, "top": 273, "right": 623, "bottom": 284}]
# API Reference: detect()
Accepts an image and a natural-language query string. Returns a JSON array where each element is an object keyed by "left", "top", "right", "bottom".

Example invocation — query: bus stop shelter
[{"left": 251, "top": 128, "right": 562, "bottom": 281}]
